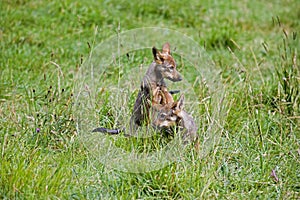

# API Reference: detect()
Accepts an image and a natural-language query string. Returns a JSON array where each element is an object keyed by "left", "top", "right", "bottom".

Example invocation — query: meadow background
[{"left": 1, "top": 0, "right": 299, "bottom": 199}]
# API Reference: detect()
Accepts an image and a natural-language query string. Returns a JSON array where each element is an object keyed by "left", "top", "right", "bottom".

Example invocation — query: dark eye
[
  {"left": 169, "top": 66, "right": 174, "bottom": 71},
  {"left": 159, "top": 113, "right": 167, "bottom": 119}
]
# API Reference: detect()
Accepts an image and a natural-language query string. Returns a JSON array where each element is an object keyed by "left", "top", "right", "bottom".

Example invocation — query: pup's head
[
  {"left": 152, "top": 43, "right": 182, "bottom": 82},
  {"left": 151, "top": 94, "right": 184, "bottom": 129}
]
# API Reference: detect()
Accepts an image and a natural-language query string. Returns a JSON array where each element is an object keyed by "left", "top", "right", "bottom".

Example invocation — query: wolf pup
[
  {"left": 151, "top": 94, "right": 198, "bottom": 143},
  {"left": 92, "top": 85, "right": 179, "bottom": 136},
  {"left": 130, "top": 42, "right": 182, "bottom": 132},
  {"left": 93, "top": 43, "right": 182, "bottom": 136}
]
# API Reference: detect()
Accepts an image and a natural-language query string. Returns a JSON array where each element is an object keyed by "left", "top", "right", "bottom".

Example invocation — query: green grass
[{"left": 1, "top": 0, "right": 300, "bottom": 199}]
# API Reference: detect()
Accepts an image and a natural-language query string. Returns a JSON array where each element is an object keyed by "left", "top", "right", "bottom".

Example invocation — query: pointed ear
[
  {"left": 152, "top": 46, "right": 158, "bottom": 58},
  {"left": 177, "top": 94, "right": 184, "bottom": 110},
  {"left": 152, "top": 46, "right": 163, "bottom": 63},
  {"left": 172, "top": 94, "right": 184, "bottom": 111},
  {"left": 162, "top": 42, "right": 170, "bottom": 54}
]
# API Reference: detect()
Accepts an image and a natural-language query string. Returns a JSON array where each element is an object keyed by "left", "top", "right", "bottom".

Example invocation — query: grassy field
[{"left": 1, "top": 0, "right": 300, "bottom": 199}]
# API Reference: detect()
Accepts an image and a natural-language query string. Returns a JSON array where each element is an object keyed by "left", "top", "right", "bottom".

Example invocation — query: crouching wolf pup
[
  {"left": 151, "top": 94, "right": 198, "bottom": 144},
  {"left": 93, "top": 94, "right": 198, "bottom": 144}
]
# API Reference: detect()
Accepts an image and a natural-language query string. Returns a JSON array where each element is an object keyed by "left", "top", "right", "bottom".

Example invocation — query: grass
[{"left": 1, "top": 0, "right": 300, "bottom": 199}]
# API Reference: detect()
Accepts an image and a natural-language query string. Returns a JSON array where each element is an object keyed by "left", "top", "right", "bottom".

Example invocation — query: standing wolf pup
[
  {"left": 130, "top": 42, "right": 182, "bottom": 132},
  {"left": 92, "top": 42, "right": 183, "bottom": 135}
]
